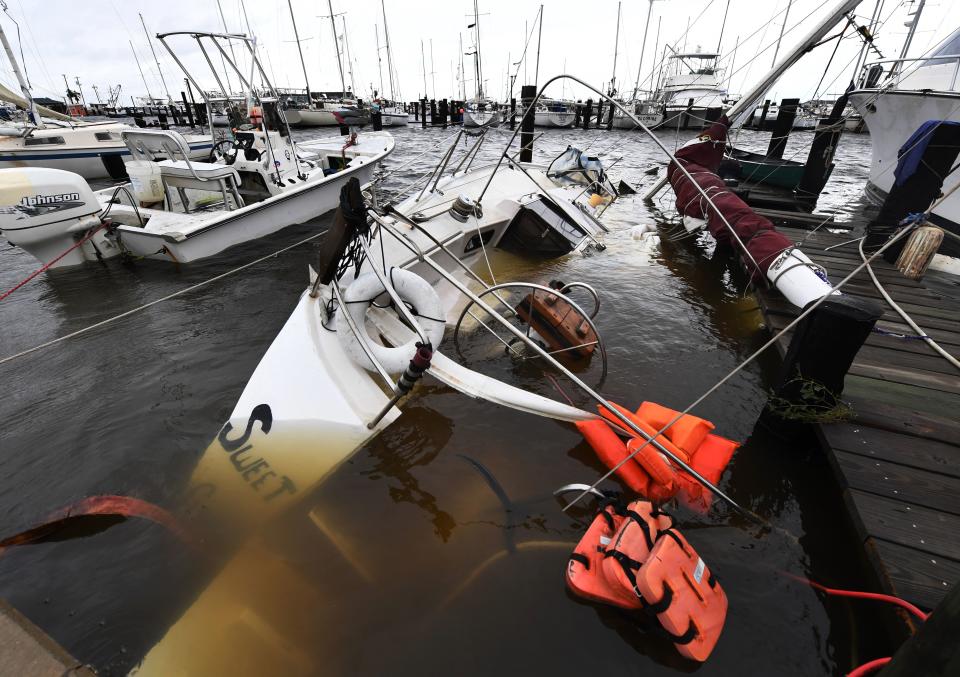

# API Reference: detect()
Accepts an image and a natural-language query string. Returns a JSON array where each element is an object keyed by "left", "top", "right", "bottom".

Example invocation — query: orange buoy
[{"left": 566, "top": 497, "right": 727, "bottom": 662}]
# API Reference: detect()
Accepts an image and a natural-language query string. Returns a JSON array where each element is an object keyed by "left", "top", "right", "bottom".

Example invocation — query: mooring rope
[{"left": 0, "top": 230, "right": 328, "bottom": 367}]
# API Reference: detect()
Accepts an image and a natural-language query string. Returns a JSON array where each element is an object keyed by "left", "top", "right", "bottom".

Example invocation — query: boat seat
[
  {"left": 157, "top": 160, "right": 241, "bottom": 185},
  {"left": 121, "top": 128, "right": 244, "bottom": 212}
]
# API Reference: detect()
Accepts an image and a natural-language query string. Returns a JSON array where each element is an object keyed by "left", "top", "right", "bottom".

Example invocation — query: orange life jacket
[
  {"left": 575, "top": 401, "right": 739, "bottom": 513},
  {"left": 567, "top": 497, "right": 727, "bottom": 662}
]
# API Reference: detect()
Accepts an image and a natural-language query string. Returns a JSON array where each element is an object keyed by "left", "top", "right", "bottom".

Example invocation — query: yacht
[
  {"left": 848, "top": 26, "right": 960, "bottom": 249},
  {"left": 534, "top": 99, "right": 576, "bottom": 128},
  {"left": 658, "top": 51, "right": 728, "bottom": 130}
]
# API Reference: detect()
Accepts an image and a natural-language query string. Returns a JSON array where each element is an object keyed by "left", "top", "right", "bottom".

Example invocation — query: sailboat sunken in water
[{"left": 130, "top": 117, "right": 659, "bottom": 672}]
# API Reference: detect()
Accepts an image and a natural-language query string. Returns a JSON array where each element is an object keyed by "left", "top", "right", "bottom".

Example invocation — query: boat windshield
[{"left": 897, "top": 27, "right": 960, "bottom": 92}]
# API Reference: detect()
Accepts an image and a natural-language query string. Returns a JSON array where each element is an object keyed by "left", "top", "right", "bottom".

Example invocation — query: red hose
[
  {"left": 847, "top": 656, "right": 891, "bottom": 677},
  {"left": 0, "top": 222, "right": 105, "bottom": 302},
  {"left": 785, "top": 573, "right": 929, "bottom": 621}
]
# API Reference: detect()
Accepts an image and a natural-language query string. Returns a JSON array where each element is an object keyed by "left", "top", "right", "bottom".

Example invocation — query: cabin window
[
  {"left": 95, "top": 132, "right": 117, "bottom": 141},
  {"left": 925, "top": 31, "right": 960, "bottom": 66},
  {"left": 24, "top": 136, "right": 65, "bottom": 146},
  {"left": 464, "top": 229, "right": 495, "bottom": 253}
]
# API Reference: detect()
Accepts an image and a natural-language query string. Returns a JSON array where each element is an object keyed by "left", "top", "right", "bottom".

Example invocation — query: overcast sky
[{"left": 2, "top": 0, "right": 957, "bottom": 107}]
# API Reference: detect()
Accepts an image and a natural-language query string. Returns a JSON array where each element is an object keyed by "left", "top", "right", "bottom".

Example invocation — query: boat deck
[{"left": 754, "top": 226, "right": 960, "bottom": 615}]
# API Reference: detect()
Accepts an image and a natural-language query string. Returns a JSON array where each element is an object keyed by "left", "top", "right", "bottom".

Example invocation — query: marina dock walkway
[{"left": 755, "top": 226, "right": 960, "bottom": 614}]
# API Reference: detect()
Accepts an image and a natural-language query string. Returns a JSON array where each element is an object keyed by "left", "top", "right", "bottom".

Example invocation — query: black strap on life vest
[
  {"left": 569, "top": 552, "right": 590, "bottom": 569},
  {"left": 657, "top": 527, "right": 691, "bottom": 557},
  {"left": 624, "top": 509, "right": 656, "bottom": 551}
]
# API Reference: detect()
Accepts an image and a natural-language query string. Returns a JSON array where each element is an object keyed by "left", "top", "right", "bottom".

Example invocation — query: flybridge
[{"left": 20, "top": 193, "right": 81, "bottom": 207}]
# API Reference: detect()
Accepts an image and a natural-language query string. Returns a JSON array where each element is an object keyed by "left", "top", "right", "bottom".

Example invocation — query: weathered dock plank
[{"left": 754, "top": 227, "right": 960, "bottom": 613}]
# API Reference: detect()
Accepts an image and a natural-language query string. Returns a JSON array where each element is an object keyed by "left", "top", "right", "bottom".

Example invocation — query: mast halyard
[
  {"left": 771, "top": 0, "right": 794, "bottom": 67},
  {"left": 139, "top": 13, "right": 173, "bottom": 103}
]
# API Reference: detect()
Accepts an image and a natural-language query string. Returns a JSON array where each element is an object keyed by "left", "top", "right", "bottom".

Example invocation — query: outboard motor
[{"left": 0, "top": 167, "right": 108, "bottom": 268}]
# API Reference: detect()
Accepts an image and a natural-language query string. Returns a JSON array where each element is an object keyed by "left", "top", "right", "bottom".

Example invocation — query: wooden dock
[{"left": 755, "top": 226, "right": 960, "bottom": 615}]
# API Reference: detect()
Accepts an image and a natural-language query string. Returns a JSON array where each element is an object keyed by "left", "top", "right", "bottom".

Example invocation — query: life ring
[{"left": 336, "top": 269, "right": 446, "bottom": 374}]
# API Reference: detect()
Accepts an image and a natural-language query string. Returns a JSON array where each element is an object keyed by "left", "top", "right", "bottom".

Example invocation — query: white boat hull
[
  {"left": 0, "top": 131, "right": 213, "bottom": 180},
  {"left": 849, "top": 89, "right": 960, "bottom": 233},
  {"left": 534, "top": 111, "right": 575, "bottom": 128},
  {"left": 612, "top": 110, "right": 666, "bottom": 130},
  {"left": 284, "top": 108, "right": 342, "bottom": 127},
  {"left": 462, "top": 109, "right": 502, "bottom": 128}
]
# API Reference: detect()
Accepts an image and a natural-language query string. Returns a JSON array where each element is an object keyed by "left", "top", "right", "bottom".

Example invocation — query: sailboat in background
[
  {"left": 613, "top": 0, "right": 666, "bottom": 129},
  {"left": 0, "top": 12, "right": 211, "bottom": 180},
  {"left": 462, "top": 0, "right": 502, "bottom": 129},
  {"left": 283, "top": 0, "right": 369, "bottom": 127},
  {"left": 374, "top": 0, "right": 408, "bottom": 126}
]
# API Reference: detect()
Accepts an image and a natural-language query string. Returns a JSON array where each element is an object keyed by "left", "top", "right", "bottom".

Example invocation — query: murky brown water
[{"left": 0, "top": 121, "right": 890, "bottom": 675}]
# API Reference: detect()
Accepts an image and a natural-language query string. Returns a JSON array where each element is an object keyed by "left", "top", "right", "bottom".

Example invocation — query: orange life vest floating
[
  {"left": 574, "top": 401, "right": 739, "bottom": 513},
  {"left": 566, "top": 497, "right": 728, "bottom": 662}
]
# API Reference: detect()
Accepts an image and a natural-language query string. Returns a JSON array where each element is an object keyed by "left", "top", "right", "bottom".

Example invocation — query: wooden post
[
  {"left": 510, "top": 97, "right": 516, "bottom": 130},
  {"left": 371, "top": 109, "right": 383, "bottom": 131},
  {"left": 429, "top": 99, "right": 437, "bottom": 125},
  {"left": 705, "top": 107, "right": 722, "bottom": 124},
  {"left": 420, "top": 98, "right": 427, "bottom": 128},
  {"left": 181, "top": 92, "right": 194, "bottom": 127},
  {"left": 582, "top": 99, "right": 592, "bottom": 130},
  {"left": 606, "top": 101, "right": 614, "bottom": 130},
  {"left": 439, "top": 99, "right": 449, "bottom": 128},
  {"left": 595, "top": 99, "right": 604, "bottom": 129},
  {"left": 767, "top": 295, "right": 883, "bottom": 421},
  {"left": 573, "top": 102, "right": 582, "bottom": 128},
  {"left": 766, "top": 98, "right": 800, "bottom": 160},
  {"left": 757, "top": 99, "right": 771, "bottom": 130},
  {"left": 681, "top": 98, "right": 694, "bottom": 130},
  {"left": 796, "top": 116, "right": 844, "bottom": 208},
  {"left": 519, "top": 84, "right": 535, "bottom": 163},
  {"left": 896, "top": 226, "right": 944, "bottom": 280}
]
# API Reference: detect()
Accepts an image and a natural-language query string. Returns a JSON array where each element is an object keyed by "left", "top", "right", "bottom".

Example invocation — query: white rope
[{"left": 0, "top": 230, "right": 328, "bottom": 367}]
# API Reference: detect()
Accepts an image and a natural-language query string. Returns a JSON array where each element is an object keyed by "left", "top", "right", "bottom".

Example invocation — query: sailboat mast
[
  {"left": 129, "top": 39, "right": 154, "bottom": 104},
  {"left": 381, "top": 0, "right": 397, "bottom": 101},
  {"left": 609, "top": 1, "right": 621, "bottom": 96},
  {"left": 0, "top": 19, "right": 42, "bottom": 126},
  {"left": 631, "top": 0, "right": 656, "bottom": 100},
  {"left": 214, "top": 0, "right": 238, "bottom": 95},
  {"left": 535, "top": 4, "right": 543, "bottom": 85},
  {"left": 420, "top": 40, "right": 427, "bottom": 98},
  {"left": 139, "top": 14, "right": 172, "bottom": 103},
  {"left": 342, "top": 16, "right": 356, "bottom": 96},
  {"left": 715, "top": 0, "right": 731, "bottom": 70},
  {"left": 459, "top": 32, "right": 465, "bottom": 100},
  {"left": 430, "top": 38, "right": 436, "bottom": 100},
  {"left": 326, "top": 0, "right": 347, "bottom": 97},
  {"left": 286, "top": 0, "right": 312, "bottom": 106},
  {"left": 474, "top": 0, "right": 483, "bottom": 99},
  {"left": 771, "top": 0, "right": 794, "bottom": 67},
  {"left": 375, "top": 24, "right": 384, "bottom": 97}
]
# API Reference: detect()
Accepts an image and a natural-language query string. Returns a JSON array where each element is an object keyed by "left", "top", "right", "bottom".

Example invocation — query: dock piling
[
  {"left": 582, "top": 99, "right": 592, "bottom": 130},
  {"left": 519, "top": 85, "right": 535, "bottom": 163},
  {"left": 766, "top": 98, "right": 800, "bottom": 160}
]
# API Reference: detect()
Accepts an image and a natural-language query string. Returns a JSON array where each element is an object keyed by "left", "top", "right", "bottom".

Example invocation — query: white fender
[
  {"left": 336, "top": 269, "right": 446, "bottom": 374},
  {"left": 767, "top": 248, "right": 838, "bottom": 308}
]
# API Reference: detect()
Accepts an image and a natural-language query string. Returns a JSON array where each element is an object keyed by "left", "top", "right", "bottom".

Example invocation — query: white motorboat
[
  {"left": 131, "top": 129, "right": 625, "bottom": 674},
  {"left": 534, "top": 99, "right": 576, "bottom": 128},
  {"left": 0, "top": 30, "right": 395, "bottom": 268},
  {"left": 848, "top": 26, "right": 960, "bottom": 248},
  {"left": 0, "top": 124, "right": 393, "bottom": 267},
  {"left": 658, "top": 51, "right": 728, "bottom": 130},
  {"left": 377, "top": 103, "right": 409, "bottom": 127}
]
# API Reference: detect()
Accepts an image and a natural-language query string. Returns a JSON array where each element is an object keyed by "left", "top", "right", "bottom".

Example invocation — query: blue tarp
[{"left": 894, "top": 120, "right": 960, "bottom": 187}]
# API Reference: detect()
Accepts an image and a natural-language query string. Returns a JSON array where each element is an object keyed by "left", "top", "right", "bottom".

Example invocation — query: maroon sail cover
[{"left": 666, "top": 116, "right": 792, "bottom": 279}]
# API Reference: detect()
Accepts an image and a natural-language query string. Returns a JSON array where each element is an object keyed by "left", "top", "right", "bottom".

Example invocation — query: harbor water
[{"left": 0, "top": 122, "right": 889, "bottom": 675}]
